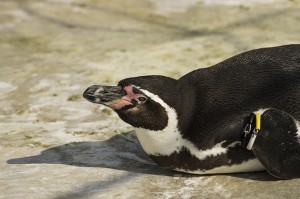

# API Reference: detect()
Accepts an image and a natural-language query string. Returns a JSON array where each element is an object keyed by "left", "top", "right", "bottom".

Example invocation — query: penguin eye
[{"left": 137, "top": 96, "right": 147, "bottom": 102}]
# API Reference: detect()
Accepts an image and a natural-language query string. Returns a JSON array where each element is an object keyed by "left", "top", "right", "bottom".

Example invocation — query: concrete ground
[{"left": 0, "top": 0, "right": 300, "bottom": 198}]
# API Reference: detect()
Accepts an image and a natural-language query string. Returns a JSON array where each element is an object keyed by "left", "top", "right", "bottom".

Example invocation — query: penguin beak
[{"left": 83, "top": 85, "right": 126, "bottom": 105}]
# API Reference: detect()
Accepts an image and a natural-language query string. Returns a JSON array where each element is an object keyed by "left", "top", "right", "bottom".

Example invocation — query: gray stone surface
[{"left": 1, "top": 0, "right": 300, "bottom": 198}]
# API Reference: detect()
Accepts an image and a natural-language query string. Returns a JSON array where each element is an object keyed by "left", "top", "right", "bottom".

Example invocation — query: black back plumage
[{"left": 178, "top": 44, "right": 300, "bottom": 149}]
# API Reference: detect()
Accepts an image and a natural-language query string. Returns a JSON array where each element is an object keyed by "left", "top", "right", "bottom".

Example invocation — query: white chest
[{"left": 135, "top": 127, "right": 265, "bottom": 174}]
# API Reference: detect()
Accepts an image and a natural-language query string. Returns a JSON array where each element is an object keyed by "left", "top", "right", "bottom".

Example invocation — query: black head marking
[
  {"left": 116, "top": 75, "right": 197, "bottom": 132},
  {"left": 116, "top": 75, "right": 178, "bottom": 131}
]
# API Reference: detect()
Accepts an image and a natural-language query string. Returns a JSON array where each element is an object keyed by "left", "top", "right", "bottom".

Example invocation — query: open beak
[{"left": 83, "top": 85, "right": 126, "bottom": 105}]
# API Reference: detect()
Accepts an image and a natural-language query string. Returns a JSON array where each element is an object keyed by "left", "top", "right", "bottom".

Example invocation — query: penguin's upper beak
[{"left": 83, "top": 85, "right": 126, "bottom": 105}]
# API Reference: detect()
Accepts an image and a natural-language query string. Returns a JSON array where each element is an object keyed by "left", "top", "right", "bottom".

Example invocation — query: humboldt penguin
[{"left": 83, "top": 44, "right": 300, "bottom": 179}]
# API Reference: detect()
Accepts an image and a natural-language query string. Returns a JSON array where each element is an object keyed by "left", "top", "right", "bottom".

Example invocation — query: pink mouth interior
[{"left": 106, "top": 86, "right": 143, "bottom": 110}]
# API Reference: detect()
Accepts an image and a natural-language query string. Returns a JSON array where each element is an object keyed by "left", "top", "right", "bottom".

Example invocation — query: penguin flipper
[{"left": 251, "top": 109, "right": 300, "bottom": 179}]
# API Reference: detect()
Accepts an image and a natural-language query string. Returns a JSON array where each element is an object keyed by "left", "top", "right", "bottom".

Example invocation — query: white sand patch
[
  {"left": 203, "top": 0, "right": 284, "bottom": 6},
  {"left": 149, "top": 0, "right": 199, "bottom": 16},
  {"left": 53, "top": 73, "right": 72, "bottom": 79},
  {"left": 11, "top": 10, "right": 31, "bottom": 20},
  {"left": 184, "top": 177, "right": 204, "bottom": 186},
  {"left": 71, "top": 6, "right": 87, "bottom": 14},
  {"left": 0, "top": 82, "right": 17, "bottom": 96},
  {"left": 46, "top": 0, "right": 73, "bottom": 5},
  {"left": 59, "top": 106, "right": 93, "bottom": 120},
  {"left": 0, "top": 23, "right": 15, "bottom": 30},
  {"left": 0, "top": 82, "right": 17, "bottom": 91},
  {"left": 149, "top": 0, "right": 284, "bottom": 16},
  {"left": 29, "top": 79, "right": 52, "bottom": 92},
  {"left": 179, "top": 177, "right": 205, "bottom": 199},
  {"left": 153, "top": 177, "right": 212, "bottom": 199},
  {"left": 207, "top": 183, "right": 232, "bottom": 198},
  {"left": 41, "top": 121, "right": 94, "bottom": 143}
]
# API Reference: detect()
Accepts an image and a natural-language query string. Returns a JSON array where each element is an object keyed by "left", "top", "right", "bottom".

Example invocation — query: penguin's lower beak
[{"left": 83, "top": 85, "right": 126, "bottom": 105}]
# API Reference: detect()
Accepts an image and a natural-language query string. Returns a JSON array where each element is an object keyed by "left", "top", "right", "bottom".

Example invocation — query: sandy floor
[{"left": 1, "top": 0, "right": 300, "bottom": 198}]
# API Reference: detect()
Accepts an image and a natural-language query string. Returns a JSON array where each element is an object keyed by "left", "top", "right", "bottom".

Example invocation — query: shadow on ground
[
  {"left": 7, "top": 131, "right": 172, "bottom": 176},
  {"left": 7, "top": 132, "right": 277, "bottom": 180}
]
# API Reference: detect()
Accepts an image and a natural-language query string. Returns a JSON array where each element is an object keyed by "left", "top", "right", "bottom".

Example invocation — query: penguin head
[{"left": 83, "top": 76, "right": 180, "bottom": 131}]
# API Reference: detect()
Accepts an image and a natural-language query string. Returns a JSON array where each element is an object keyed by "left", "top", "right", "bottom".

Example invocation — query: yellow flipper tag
[
  {"left": 246, "top": 113, "right": 261, "bottom": 150},
  {"left": 256, "top": 113, "right": 261, "bottom": 130}
]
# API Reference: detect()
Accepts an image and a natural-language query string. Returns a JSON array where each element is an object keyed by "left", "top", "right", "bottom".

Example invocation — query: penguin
[{"left": 83, "top": 44, "right": 300, "bottom": 179}]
